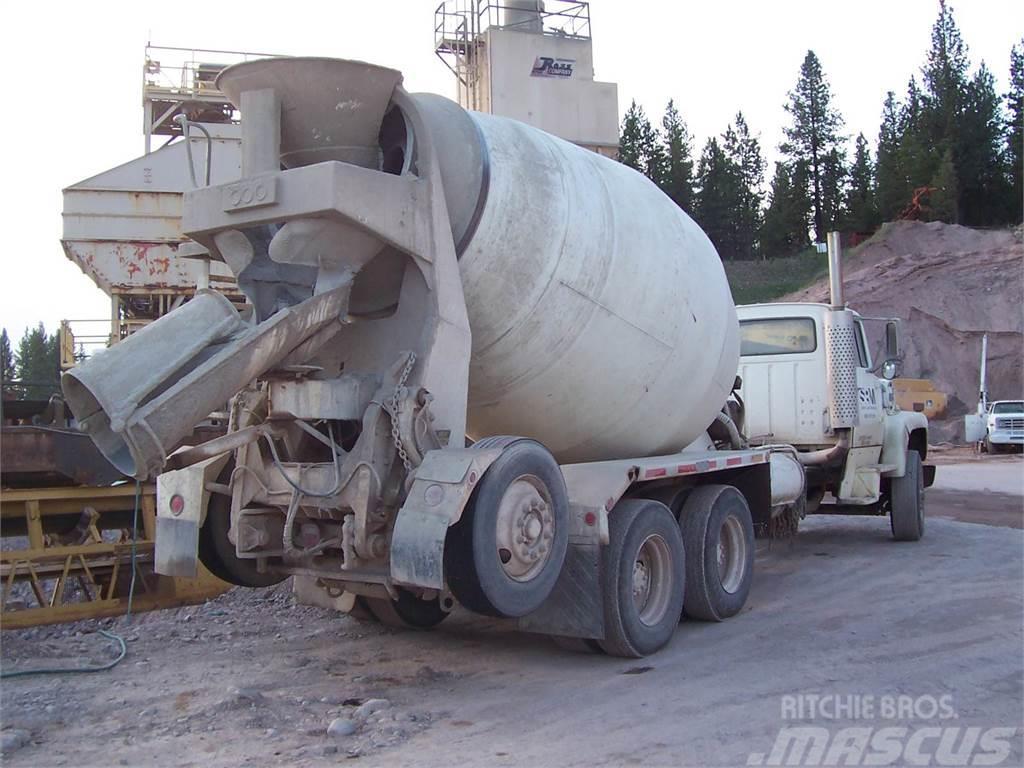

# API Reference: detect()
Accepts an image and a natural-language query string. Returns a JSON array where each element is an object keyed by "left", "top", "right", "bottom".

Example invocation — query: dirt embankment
[{"left": 783, "top": 221, "right": 1024, "bottom": 442}]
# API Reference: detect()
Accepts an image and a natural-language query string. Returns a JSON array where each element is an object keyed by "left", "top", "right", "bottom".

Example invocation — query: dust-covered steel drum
[{"left": 428, "top": 104, "right": 739, "bottom": 463}]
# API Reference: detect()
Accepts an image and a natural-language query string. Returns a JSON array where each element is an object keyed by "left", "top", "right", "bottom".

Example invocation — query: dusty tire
[
  {"left": 198, "top": 466, "right": 286, "bottom": 588},
  {"left": 361, "top": 589, "right": 450, "bottom": 630},
  {"left": 890, "top": 450, "right": 925, "bottom": 542},
  {"left": 679, "top": 485, "right": 755, "bottom": 622},
  {"left": 445, "top": 439, "right": 569, "bottom": 618},
  {"left": 598, "top": 500, "right": 685, "bottom": 658}
]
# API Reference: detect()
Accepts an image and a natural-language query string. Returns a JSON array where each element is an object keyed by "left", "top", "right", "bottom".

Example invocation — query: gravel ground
[{"left": 1, "top": 471, "right": 1021, "bottom": 767}]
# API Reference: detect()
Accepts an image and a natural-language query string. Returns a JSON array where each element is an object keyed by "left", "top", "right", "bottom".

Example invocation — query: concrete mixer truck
[{"left": 62, "top": 57, "right": 930, "bottom": 658}]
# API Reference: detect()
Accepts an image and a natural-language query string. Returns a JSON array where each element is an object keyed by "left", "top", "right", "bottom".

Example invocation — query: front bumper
[{"left": 988, "top": 430, "right": 1024, "bottom": 445}]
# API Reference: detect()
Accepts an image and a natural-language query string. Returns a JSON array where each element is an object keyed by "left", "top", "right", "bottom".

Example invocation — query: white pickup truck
[{"left": 983, "top": 401, "right": 1024, "bottom": 453}]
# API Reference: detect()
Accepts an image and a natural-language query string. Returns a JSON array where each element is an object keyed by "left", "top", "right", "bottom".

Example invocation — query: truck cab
[
  {"left": 735, "top": 300, "right": 932, "bottom": 518},
  {"left": 984, "top": 400, "right": 1024, "bottom": 453}
]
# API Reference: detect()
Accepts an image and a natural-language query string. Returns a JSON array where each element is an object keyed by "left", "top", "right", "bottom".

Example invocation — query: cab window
[
  {"left": 739, "top": 317, "right": 817, "bottom": 356},
  {"left": 992, "top": 402, "right": 1023, "bottom": 414},
  {"left": 854, "top": 319, "right": 870, "bottom": 369}
]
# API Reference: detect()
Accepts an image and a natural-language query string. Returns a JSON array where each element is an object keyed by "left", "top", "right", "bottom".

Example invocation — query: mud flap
[
  {"left": 923, "top": 464, "right": 936, "bottom": 488},
  {"left": 390, "top": 446, "right": 502, "bottom": 590},
  {"left": 517, "top": 543, "right": 604, "bottom": 639}
]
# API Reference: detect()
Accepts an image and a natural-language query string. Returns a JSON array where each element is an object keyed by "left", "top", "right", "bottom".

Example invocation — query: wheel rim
[
  {"left": 717, "top": 514, "right": 747, "bottom": 594},
  {"left": 494, "top": 474, "right": 555, "bottom": 582},
  {"left": 632, "top": 534, "right": 673, "bottom": 627}
]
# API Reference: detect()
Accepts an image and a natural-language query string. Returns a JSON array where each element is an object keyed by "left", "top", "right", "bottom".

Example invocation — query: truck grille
[{"left": 996, "top": 417, "right": 1024, "bottom": 431}]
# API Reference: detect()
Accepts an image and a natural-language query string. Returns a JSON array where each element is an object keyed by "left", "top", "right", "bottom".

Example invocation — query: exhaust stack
[
  {"left": 978, "top": 333, "right": 989, "bottom": 415},
  {"left": 827, "top": 231, "right": 844, "bottom": 309}
]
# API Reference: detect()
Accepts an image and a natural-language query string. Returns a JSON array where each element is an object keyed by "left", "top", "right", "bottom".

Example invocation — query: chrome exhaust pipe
[{"left": 827, "top": 231, "right": 844, "bottom": 309}]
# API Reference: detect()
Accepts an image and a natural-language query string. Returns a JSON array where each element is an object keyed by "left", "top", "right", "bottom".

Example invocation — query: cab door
[{"left": 736, "top": 313, "right": 829, "bottom": 446}]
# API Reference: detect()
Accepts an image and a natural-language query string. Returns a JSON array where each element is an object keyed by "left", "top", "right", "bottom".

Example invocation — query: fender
[
  {"left": 155, "top": 451, "right": 231, "bottom": 577},
  {"left": 389, "top": 445, "right": 504, "bottom": 589},
  {"left": 880, "top": 411, "right": 928, "bottom": 478}
]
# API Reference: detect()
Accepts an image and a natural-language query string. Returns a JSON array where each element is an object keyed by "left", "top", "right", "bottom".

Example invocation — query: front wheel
[
  {"left": 679, "top": 485, "right": 755, "bottom": 622},
  {"left": 890, "top": 450, "right": 925, "bottom": 541},
  {"left": 598, "top": 500, "right": 686, "bottom": 658}
]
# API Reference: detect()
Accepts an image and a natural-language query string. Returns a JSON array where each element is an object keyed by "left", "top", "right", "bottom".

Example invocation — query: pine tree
[
  {"left": 761, "top": 161, "right": 811, "bottom": 257},
  {"left": 876, "top": 92, "right": 908, "bottom": 221},
  {"left": 921, "top": 0, "right": 969, "bottom": 154},
  {"left": 660, "top": 100, "right": 695, "bottom": 212},
  {"left": 782, "top": 50, "right": 846, "bottom": 243},
  {"left": 912, "top": 1, "right": 1012, "bottom": 225},
  {"left": 642, "top": 118, "right": 669, "bottom": 189},
  {"left": 958, "top": 62, "right": 1011, "bottom": 225},
  {"left": 928, "top": 148, "right": 958, "bottom": 222},
  {"left": 722, "top": 113, "right": 765, "bottom": 260},
  {"left": 1005, "top": 40, "right": 1023, "bottom": 223},
  {"left": 898, "top": 76, "right": 934, "bottom": 190},
  {"left": 843, "top": 134, "right": 879, "bottom": 232},
  {"left": 15, "top": 323, "right": 60, "bottom": 401},
  {"left": 618, "top": 100, "right": 647, "bottom": 171},
  {"left": 694, "top": 137, "right": 741, "bottom": 260},
  {"left": 0, "top": 328, "right": 15, "bottom": 398},
  {"left": 918, "top": 1, "right": 969, "bottom": 222},
  {"left": 820, "top": 148, "right": 847, "bottom": 232},
  {"left": 618, "top": 100, "right": 666, "bottom": 186}
]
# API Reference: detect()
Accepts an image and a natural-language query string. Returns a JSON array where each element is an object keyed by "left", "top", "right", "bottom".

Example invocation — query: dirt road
[{"left": 2, "top": 461, "right": 1021, "bottom": 767}]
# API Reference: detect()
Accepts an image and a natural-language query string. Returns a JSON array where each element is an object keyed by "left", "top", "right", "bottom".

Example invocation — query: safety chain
[{"left": 389, "top": 352, "right": 417, "bottom": 472}]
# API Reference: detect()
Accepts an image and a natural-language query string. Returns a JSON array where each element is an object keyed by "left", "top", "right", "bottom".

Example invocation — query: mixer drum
[{"left": 445, "top": 109, "right": 739, "bottom": 464}]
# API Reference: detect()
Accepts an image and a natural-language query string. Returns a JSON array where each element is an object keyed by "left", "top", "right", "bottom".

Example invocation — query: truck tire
[
  {"left": 198, "top": 466, "right": 286, "bottom": 588},
  {"left": 598, "top": 500, "right": 685, "bottom": 658},
  {"left": 360, "top": 589, "right": 450, "bottom": 630},
  {"left": 679, "top": 485, "right": 755, "bottom": 622},
  {"left": 984, "top": 436, "right": 1000, "bottom": 455},
  {"left": 890, "top": 450, "right": 925, "bottom": 541},
  {"left": 445, "top": 439, "right": 569, "bottom": 618}
]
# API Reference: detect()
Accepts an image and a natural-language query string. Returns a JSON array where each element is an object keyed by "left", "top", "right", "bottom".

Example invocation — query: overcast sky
[{"left": 0, "top": 0, "right": 1020, "bottom": 342}]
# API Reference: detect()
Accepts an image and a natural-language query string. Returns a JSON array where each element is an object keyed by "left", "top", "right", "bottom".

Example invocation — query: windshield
[
  {"left": 992, "top": 402, "right": 1024, "bottom": 414},
  {"left": 739, "top": 317, "right": 817, "bottom": 356}
]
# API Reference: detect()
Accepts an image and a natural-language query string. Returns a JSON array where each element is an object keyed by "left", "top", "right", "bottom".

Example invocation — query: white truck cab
[
  {"left": 984, "top": 401, "right": 1024, "bottom": 453},
  {"left": 734, "top": 234, "right": 933, "bottom": 538}
]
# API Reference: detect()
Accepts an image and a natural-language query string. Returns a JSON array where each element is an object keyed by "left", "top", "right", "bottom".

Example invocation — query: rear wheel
[
  {"left": 360, "top": 589, "right": 450, "bottom": 630},
  {"left": 679, "top": 485, "right": 755, "bottom": 621},
  {"left": 198, "top": 466, "right": 286, "bottom": 588},
  {"left": 598, "top": 500, "right": 685, "bottom": 658},
  {"left": 445, "top": 439, "right": 569, "bottom": 618},
  {"left": 890, "top": 450, "right": 925, "bottom": 542}
]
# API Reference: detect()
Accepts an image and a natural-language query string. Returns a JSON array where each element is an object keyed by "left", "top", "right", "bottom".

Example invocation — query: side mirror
[
  {"left": 885, "top": 320, "right": 900, "bottom": 360},
  {"left": 881, "top": 359, "right": 899, "bottom": 380}
]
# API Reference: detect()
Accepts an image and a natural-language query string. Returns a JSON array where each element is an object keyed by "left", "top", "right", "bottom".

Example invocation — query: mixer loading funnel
[{"left": 215, "top": 57, "right": 402, "bottom": 169}]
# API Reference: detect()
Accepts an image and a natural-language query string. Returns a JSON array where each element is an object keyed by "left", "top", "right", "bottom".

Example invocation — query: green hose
[
  {"left": 0, "top": 630, "right": 126, "bottom": 679},
  {"left": 0, "top": 482, "right": 141, "bottom": 679}
]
